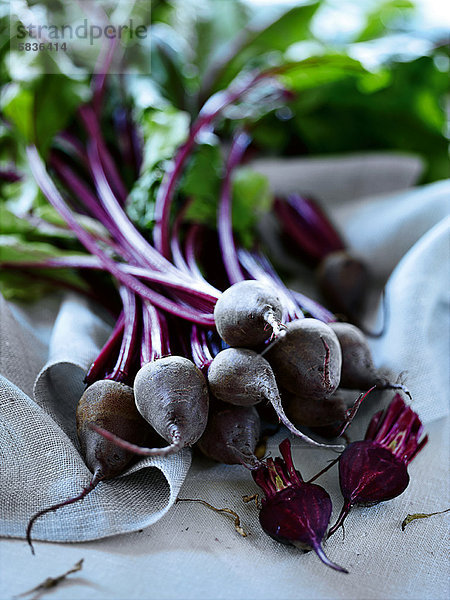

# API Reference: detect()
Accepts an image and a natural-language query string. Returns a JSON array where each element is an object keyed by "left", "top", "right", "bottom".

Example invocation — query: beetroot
[
  {"left": 197, "top": 402, "right": 261, "bottom": 465},
  {"left": 92, "top": 356, "right": 210, "bottom": 456},
  {"left": 329, "top": 322, "right": 409, "bottom": 395},
  {"left": 316, "top": 250, "right": 371, "bottom": 323},
  {"left": 26, "top": 380, "right": 153, "bottom": 552},
  {"left": 214, "top": 280, "right": 284, "bottom": 348},
  {"left": 328, "top": 395, "right": 428, "bottom": 537},
  {"left": 208, "top": 348, "right": 275, "bottom": 407},
  {"left": 207, "top": 347, "right": 343, "bottom": 450},
  {"left": 266, "top": 318, "right": 342, "bottom": 398},
  {"left": 252, "top": 438, "right": 348, "bottom": 573},
  {"left": 284, "top": 389, "right": 357, "bottom": 429}
]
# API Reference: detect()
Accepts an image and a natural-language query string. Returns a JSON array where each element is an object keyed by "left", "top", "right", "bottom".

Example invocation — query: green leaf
[
  {"left": 0, "top": 266, "right": 89, "bottom": 303},
  {"left": 280, "top": 54, "right": 366, "bottom": 92},
  {"left": 0, "top": 271, "right": 57, "bottom": 302},
  {"left": 183, "top": 160, "right": 273, "bottom": 244},
  {"left": 2, "top": 181, "right": 44, "bottom": 221},
  {"left": 231, "top": 167, "right": 272, "bottom": 247},
  {"left": 356, "top": 0, "right": 416, "bottom": 43},
  {"left": 357, "top": 68, "right": 392, "bottom": 94},
  {"left": 126, "top": 105, "right": 191, "bottom": 231},
  {"left": 193, "top": 0, "right": 251, "bottom": 77},
  {"left": 182, "top": 141, "right": 223, "bottom": 226},
  {"left": 126, "top": 167, "right": 163, "bottom": 230},
  {"left": 1, "top": 83, "right": 34, "bottom": 141},
  {"left": 150, "top": 24, "right": 192, "bottom": 110},
  {"left": 183, "top": 141, "right": 223, "bottom": 205},
  {"left": 183, "top": 158, "right": 272, "bottom": 248},
  {"left": 212, "top": 1, "right": 321, "bottom": 91},
  {"left": 285, "top": 54, "right": 448, "bottom": 182},
  {"left": 140, "top": 106, "right": 190, "bottom": 170},
  {"left": 248, "top": 1, "right": 320, "bottom": 52},
  {"left": 0, "top": 234, "right": 83, "bottom": 263},
  {"left": 33, "top": 75, "right": 89, "bottom": 156},
  {"left": 150, "top": 0, "right": 174, "bottom": 25},
  {"left": 0, "top": 75, "right": 89, "bottom": 156},
  {"left": 0, "top": 206, "right": 34, "bottom": 236},
  {"left": 0, "top": 231, "right": 90, "bottom": 301}
]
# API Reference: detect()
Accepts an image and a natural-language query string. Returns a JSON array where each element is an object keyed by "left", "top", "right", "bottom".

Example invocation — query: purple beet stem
[
  {"left": 26, "top": 146, "right": 215, "bottom": 326},
  {"left": 107, "top": 286, "right": 139, "bottom": 383},
  {"left": 153, "top": 69, "right": 280, "bottom": 258},
  {"left": 0, "top": 256, "right": 219, "bottom": 308},
  {"left": 141, "top": 301, "right": 168, "bottom": 365},
  {"left": 85, "top": 312, "right": 125, "bottom": 384},
  {"left": 218, "top": 130, "right": 251, "bottom": 284}
]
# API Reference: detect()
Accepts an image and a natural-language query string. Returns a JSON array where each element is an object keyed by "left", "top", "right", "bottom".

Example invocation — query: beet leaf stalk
[
  {"left": 273, "top": 194, "right": 346, "bottom": 266},
  {"left": 153, "top": 69, "right": 282, "bottom": 258},
  {"left": 0, "top": 254, "right": 220, "bottom": 310},
  {"left": 218, "top": 129, "right": 251, "bottom": 284},
  {"left": 26, "top": 145, "right": 216, "bottom": 326},
  {"left": 85, "top": 312, "right": 125, "bottom": 385},
  {"left": 190, "top": 325, "right": 215, "bottom": 375},
  {"left": 251, "top": 251, "right": 336, "bottom": 324}
]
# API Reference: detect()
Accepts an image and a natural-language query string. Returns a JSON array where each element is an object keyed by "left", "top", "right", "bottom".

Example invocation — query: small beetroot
[
  {"left": 328, "top": 394, "right": 428, "bottom": 537},
  {"left": 252, "top": 438, "right": 348, "bottom": 573}
]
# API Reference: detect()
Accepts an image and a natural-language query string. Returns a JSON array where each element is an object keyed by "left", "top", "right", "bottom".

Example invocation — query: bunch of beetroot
[{"left": 4, "top": 69, "right": 427, "bottom": 569}]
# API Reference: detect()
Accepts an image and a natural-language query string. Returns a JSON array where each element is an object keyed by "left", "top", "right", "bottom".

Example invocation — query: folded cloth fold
[{"left": 0, "top": 294, "right": 191, "bottom": 542}]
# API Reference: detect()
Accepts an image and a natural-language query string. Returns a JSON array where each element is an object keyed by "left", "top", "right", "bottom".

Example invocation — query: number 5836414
[{"left": 17, "top": 42, "right": 67, "bottom": 51}]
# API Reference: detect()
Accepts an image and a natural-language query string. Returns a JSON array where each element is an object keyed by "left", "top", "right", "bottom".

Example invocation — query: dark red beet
[
  {"left": 284, "top": 387, "right": 372, "bottom": 440},
  {"left": 214, "top": 280, "right": 284, "bottom": 348},
  {"left": 284, "top": 389, "right": 354, "bottom": 428},
  {"left": 328, "top": 395, "right": 428, "bottom": 537},
  {"left": 253, "top": 439, "right": 348, "bottom": 573},
  {"left": 328, "top": 322, "right": 378, "bottom": 389},
  {"left": 76, "top": 380, "right": 152, "bottom": 477},
  {"left": 207, "top": 348, "right": 343, "bottom": 450},
  {"left": 329, "top": 322, "right": 410, "bottom": 396},
  {"left": 207, "top": 348, "right": 275, "bottom": 407}
]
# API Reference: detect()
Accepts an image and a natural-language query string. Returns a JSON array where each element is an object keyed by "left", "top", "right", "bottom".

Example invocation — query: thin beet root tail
[
  {"left": 306, "top": 457, "right": 340, "bottom": 484},
  {"left": 26, "top": 470, "right": 103, "bottom": 555},
  {"left": 225, "top": 444, "right": 262, "bottom": 469},
  {"left": 311, "top": 542, "right": 349, "bottom": 574},
  {"left": 90, "top": 424, "right": 183, "bottom": 457},
  {"left": 336, "top": 386, "right": 377, "bottom": 438},
  {"left": 381, "top": 382, "right": 412, "bottom": 400},
  {"left": 269, "top": 396, "right": 344, "bottom": 451},
  {"left": 327, "top": 500, "right": 352, "bottom": 539}
]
